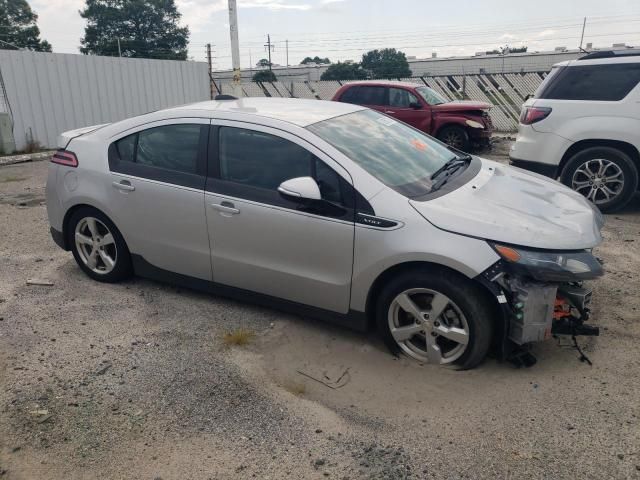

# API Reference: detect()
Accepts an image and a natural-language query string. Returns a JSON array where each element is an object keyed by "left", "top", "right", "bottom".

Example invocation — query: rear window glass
[{"left": 536, "top": 63, "right": 640, "bottom": 101}]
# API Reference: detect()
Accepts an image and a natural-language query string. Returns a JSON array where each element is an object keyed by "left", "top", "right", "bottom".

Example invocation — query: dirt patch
[{"left": 1, "top": 158, "right": 639, "bottom": 479}]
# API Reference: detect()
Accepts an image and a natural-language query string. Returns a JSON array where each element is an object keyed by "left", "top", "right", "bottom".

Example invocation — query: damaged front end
[{"left": 478, "top": 243, "right": 604, "bottom": 366}]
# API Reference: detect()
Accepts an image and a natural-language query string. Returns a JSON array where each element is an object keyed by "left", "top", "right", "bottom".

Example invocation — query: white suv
[{"left": 510, "top": 50, "right": 640, "bottom": 212}]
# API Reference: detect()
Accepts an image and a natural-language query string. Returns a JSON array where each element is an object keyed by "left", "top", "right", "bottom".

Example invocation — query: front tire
[
  {"left": 67, "top": 207, "right": 132, "bottom": 283},
  {"left": 437, "top": 125, "right": 470, "bottom": 152},
  {"left": 376, "top": 269, "right": 493, "bottom": 370},
  {"left": 560, "top": 146, "right": 638, "bottom": 212}
]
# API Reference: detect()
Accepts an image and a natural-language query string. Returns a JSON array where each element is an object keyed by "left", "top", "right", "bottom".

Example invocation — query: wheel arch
[
  {"left": 434, "top": 121, "right": 469, "bottom": 138},
  {"left": 363, "top": 261, "right": 501, "bottom": 330},
  {"left": 559, "top": 139, "right": 640, "bottom": 179},
  {"left": 61, "top": 203, "right": 123, "bottom": 250}
]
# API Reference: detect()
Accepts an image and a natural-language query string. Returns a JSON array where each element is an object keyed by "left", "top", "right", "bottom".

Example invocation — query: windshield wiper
[
  {"left": 429, "top": 154, "right": 472, "bottom": 192},
  {"left": 430, "top": 154, "right": 472, "bottom": 180}
]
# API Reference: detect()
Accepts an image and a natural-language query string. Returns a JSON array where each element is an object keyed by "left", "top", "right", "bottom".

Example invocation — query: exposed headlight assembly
[
  {"left": 465, "top": 119, "right": 485, "bottom": 129},
  {"left": 490, "top": 243, "right": 604, "bottom": 281}
]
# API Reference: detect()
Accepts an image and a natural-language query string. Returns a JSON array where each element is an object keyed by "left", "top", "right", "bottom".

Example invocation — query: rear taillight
[
  {"left": 520, "top": 106, "right": 552, "bottom": 125},
  {"left": 51, "top": 149, "right": 78, "bottom": 167}
]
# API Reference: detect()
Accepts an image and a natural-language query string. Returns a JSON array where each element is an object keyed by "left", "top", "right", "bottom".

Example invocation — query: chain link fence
[{"left": 213, "top": 72, "right": 548, "bottom": 132}]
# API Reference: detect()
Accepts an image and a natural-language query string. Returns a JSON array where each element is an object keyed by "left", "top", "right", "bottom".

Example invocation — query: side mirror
[
  {"left": 278, "top": 176, "right": 321, "bottom": 202},
  {"left": 409, "top": 102, "right": 422, "bottom": 109}
]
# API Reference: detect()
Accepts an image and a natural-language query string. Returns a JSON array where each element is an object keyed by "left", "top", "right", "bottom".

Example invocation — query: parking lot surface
[{"left": 1, "top": 155, "right": 639, "bottom": 479}]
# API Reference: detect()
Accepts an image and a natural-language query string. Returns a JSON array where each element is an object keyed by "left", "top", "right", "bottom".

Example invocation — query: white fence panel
[{"left": 0, "top": 50, "right": 209, "bottom": 151}]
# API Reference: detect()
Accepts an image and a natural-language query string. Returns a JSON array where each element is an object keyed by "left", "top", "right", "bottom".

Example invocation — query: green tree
[
  {"left": 320, "top": 62, "right": 366, "bottom": 81},
  {"left": 256, "top": 58, "right": 271, "bottom": 68},
  {"left": 252, "top": 70, "right": 276, "bottom": 82},
  {"left": 505, "top": 45, "right": 527, "bottom": 54},
  {"left": 487, "top": 45, "right": 528, "bottom": 55},
  {"left": 301, "top": 56, "right": 330, "bottom": 65},
  {"left": 80, "top": 0, "right": 189, "bottom": 59},
  {"left": 361, "top": 48, "right": 412, "bottom": 78},
  {"left": 0, "top": 0, "right": 51, "bottom": 51}
]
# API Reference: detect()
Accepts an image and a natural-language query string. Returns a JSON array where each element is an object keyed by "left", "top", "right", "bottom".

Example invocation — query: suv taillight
[
  {"left": 51, "top": 149, "right": 78, "bottom": 167},
  {"left": 520, "top": 106, "right": 552, "bottom": 125}
]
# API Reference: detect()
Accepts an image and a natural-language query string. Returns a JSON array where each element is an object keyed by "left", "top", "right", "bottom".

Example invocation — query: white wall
[
  {"left": 212, "top": 50, "right": 581, "bottom": 83},
  {"left": 0, "top": 50, "right": 209, "bottom": 151}
]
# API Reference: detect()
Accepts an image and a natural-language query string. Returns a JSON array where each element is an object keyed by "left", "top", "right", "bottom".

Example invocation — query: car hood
[
  {"left": 409, "top": 158, "right": 603, "bottom": 250},
  {"left": 431, "top": 101, "right": 492, "bottom": 112}
]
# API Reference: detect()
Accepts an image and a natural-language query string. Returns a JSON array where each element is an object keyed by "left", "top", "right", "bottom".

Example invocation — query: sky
[{"left": 30, "top": 0, "right": 640, "bottom": 69}]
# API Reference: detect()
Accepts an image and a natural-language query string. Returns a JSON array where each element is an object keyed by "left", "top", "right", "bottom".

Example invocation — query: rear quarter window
[{"left": 537, "top": 63, "right": 640, "bottom": 101}]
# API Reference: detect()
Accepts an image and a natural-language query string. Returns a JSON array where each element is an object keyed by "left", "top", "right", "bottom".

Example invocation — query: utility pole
[
  {"left": 286, "top": 39, "right": 289, "bottom": 67},
  {"left": 264, "top": 34, "right": 274, "bottom": 70},
  {"left": 228, "top": 0, "right": 242, "bottom": 97},
  {"left": 206, "top": 43, "right": 214, "bottom": 99},
  {"left": 579, "top": 17, "right": 587, "bottom": 50},
  {"left": 117, "top": 38, "right": 122, "bottom": 57}
]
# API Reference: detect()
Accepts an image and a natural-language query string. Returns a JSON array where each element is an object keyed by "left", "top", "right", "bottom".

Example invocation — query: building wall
[
  {"left": 212, "top": 50, "right": 582, "bottom": 82},
  {"left": 0, "top": 50, "right": 209, "bottom": 151}
]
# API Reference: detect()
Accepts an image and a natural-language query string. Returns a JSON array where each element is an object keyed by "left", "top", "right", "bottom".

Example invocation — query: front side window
[
  {"left": 536, "top": 63, "right": 640, "bottom": 101},
  {"left": 415, "top": 86, "right": 447, "bottom": 105},
  {"left": 389, "top": 88, "right": 418, "bottom": 107},
  {"left": 307, "top": 109, "right": 456, "bottom": 197},
  {"left": 219, "top": 127, "right": 312, "bottom": 190},
  {"left": 217, "top": 127, "right": 350, "bottom": 209}
]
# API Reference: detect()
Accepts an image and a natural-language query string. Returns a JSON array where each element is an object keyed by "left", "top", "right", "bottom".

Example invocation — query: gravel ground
[{"left": 0, "top": 150, "right": 639, "bottom": 480}]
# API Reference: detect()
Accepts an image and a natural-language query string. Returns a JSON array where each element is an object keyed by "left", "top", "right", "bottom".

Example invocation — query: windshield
[
  {"left": 415, "top": 86, "right": 447, "bottom": 105},
  {"left": 307, "top": 109, "right": 456, "bottom": 197}
]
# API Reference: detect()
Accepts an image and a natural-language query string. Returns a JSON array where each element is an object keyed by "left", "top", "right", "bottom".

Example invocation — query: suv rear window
[{"left": 536, "top": 63, "right": 640, "bottom": 101}]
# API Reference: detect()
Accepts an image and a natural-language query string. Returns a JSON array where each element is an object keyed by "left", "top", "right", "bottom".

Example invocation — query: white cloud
[{"left": 537, "top": 29, "right": 556, "bottom": 37}]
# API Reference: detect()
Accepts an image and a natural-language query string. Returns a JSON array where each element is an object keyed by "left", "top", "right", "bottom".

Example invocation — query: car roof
[
  {"left": 167, "top": 97, "right": 366, "bottom": 127},
  {"left": 554, "top": 54, "right": 640, "bottom": 68},
  {"left": 342, "top": 80, "right": 422, "bottom": 89}
]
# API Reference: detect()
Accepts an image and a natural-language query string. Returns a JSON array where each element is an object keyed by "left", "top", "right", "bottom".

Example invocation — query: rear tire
[
  {"left": 560, "top": 146, "right": 638, "bottom": 213},
  {"left": 67, "top": 207, "right": 132, "bottom": 283},
  {"left": 437, "top": 125, "right": 470, "bottom": 152},
  {"left": 376, "top": 269, "right": 493, "bottom": 370}
]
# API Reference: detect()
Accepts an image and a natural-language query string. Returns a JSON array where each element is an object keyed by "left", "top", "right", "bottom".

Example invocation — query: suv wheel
[
  {"left": 67, "top": 207, "right": 132, "bottom": 282},
  {"left": 437, "top": 125, "right": 470, "bottom": 152},
  {"left": 561, "top": 146, "right": 638, "bottom": 212},
  {"left": 376, "top": 269, "right": 493, "bottom": 370}
]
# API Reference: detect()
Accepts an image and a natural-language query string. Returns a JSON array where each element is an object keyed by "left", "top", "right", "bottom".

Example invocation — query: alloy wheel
[
  {"left": 74, "top": 217, "right": 117, "bottom": 274},
  {"left": 572, "top": 158, "right": 625, "bottom": 205},
  {"left": 387, "top": 288, "right": 470, "bottom": 365}
]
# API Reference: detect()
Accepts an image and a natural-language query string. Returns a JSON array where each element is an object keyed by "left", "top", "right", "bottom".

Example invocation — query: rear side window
[
  {"left": 109, "top": 123, "right": 207, "bottom": 189},
  {"left": 339, "top": 86, "right": 360, "bottom": 104},
  {"left": 537, "top": 63, "right": 640, "bottom": 101},
  {"left": 340, "top": 86, "right": 387, "bottom": 106},
  {"left": 112, "top": 124, "right": 202, "bottom": 174}
]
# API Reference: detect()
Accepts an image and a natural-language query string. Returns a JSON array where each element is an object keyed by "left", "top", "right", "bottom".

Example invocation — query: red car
[{"left": 332, "top": 81, "right": 493, "bottom": 151}]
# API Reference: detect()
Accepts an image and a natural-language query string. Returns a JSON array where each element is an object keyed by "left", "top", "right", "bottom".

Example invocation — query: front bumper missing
[{"left": 478, "top": 261, "right": 600, "bottom": 364}]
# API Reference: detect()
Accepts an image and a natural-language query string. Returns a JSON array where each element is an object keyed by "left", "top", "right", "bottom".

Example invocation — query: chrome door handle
[
  {"left": 211, "top": 202, "right": 240, "bottom": 215},
  {"left": 385, "top": 110, "right": 395, "bottom": 114},
  {"left": 112, "top": 180, "right": 135, "bottom": 192}
]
